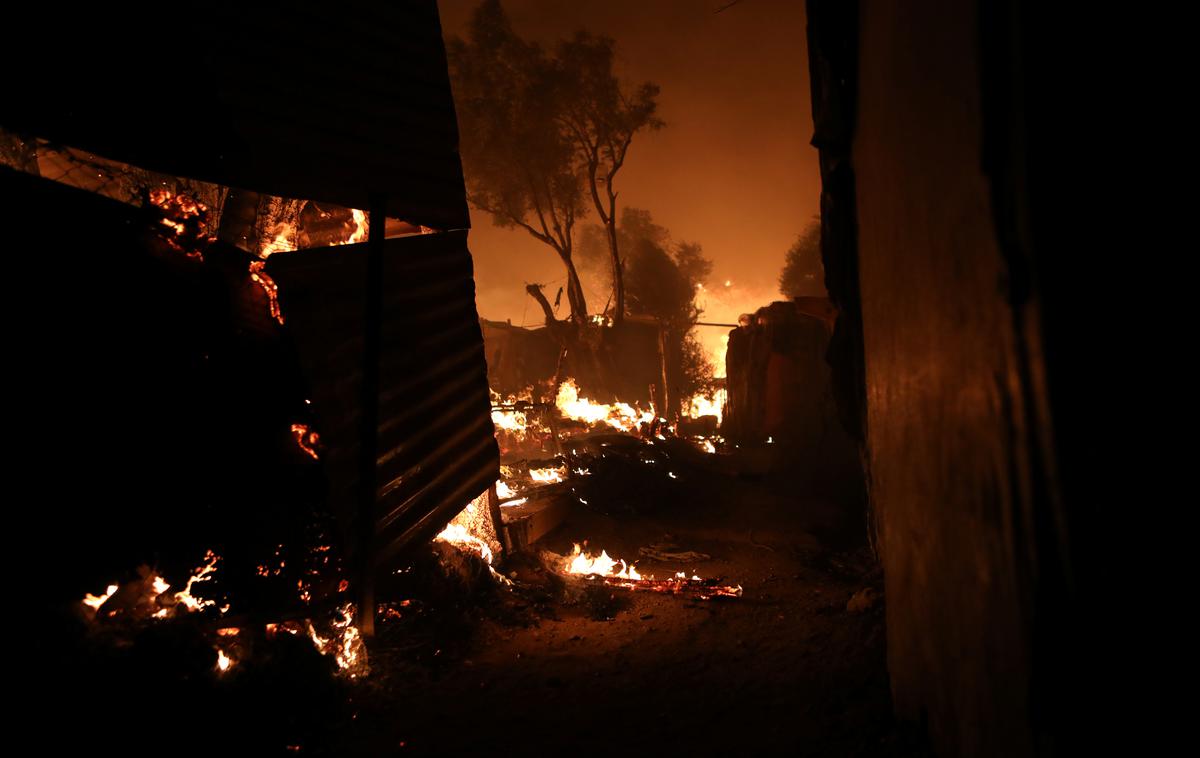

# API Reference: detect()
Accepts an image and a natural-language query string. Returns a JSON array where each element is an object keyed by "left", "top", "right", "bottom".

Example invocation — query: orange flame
[
  {"left": 555, "top": 379, "right": 654, "bottom": 432},
  {"left": 565, "top": 544, "right": 643, "bottom": 580},
  {"left": 82, "top": 584, "right": 119, "bottom": 612}
]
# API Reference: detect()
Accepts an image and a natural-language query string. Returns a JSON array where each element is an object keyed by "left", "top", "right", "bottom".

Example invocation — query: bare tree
[
  {"left": 554, "top": 34, "right": 663, "bottom": 326},
  {"left": 447, "top": 0, "right": 590, "bottom": 325}
]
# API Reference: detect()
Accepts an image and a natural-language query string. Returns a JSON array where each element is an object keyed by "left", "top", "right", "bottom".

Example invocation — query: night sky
[{"left": 438, "top": 0, "right": 819, "bottom": 334}]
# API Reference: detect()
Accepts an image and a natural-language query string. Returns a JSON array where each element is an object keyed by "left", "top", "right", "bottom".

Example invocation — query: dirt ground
[
  {"left": 32, "top": 453, "right": 930, "bottom": 757},
  {"left": 334, "top": 461, "right": 929, "bottom": 757}
]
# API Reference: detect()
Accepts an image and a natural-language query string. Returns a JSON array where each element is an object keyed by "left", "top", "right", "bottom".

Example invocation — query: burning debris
[
  {"left": 78, "top": 543, "right": 367, "bottom": 679},
  {"left": 560, "top": 543, "right": 742, "bottom": 600},
  {"left": 291, "top": 423, "right": 321, "bottom": 460},
  {"left": 249, "top": 260, "right": 285, "bottom": 325}
]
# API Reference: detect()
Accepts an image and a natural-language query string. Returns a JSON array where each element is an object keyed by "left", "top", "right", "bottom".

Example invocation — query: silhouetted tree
[
  {"left": 779, "top": 218, "right": 825, "bottom": 298},
  {"left": 447, "top": 0, "right": 590, "bottom": 324},
  {"left": 554, "top": 34, "right": 663, "bottom": 326},
  {"left": 582, "top": 207, "right": 714, "bottom": 399}
]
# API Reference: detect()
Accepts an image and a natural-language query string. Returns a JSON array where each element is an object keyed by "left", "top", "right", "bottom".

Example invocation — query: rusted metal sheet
[
  {"left": 1, "top": 0, "right": 468, "bottom": 231},
  {"left": 266, "top": 231, "right": 499, "bottom": 564}
]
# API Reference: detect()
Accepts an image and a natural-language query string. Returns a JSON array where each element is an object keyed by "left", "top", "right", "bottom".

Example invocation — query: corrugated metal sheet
[
  {"left": 265, "top": 231, "right": 499, "bottom": 563},
  {"left": 1, "top": 0, "right": 468, "bottom": 231}
]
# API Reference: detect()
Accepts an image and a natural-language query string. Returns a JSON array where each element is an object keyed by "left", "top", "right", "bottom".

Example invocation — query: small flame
[
  {"left": 82, "top": 584, "right": 119, "bottom": 611},
  {"left": 306, "top": 603, "right": 368, "bottom": 677},
  {"left": 565, "top": 544, "right": 643, "bottom": 580},
  {"left": 174, "top": 550, "right": 222, "bottom": 613},
  {"left": 495, "top": 480, "right": 516, "bottom": 499},
  {"left": 216, "top": 648, "right": 234, "bottom": 673}
]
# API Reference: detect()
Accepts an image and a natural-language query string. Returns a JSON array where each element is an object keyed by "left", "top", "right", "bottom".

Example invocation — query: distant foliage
[
  {"left": 779, "top": 219, "right": 825, "bottom": 298},
  {"left": 582, "top": 207, "right": 713, "bottom": 396}
]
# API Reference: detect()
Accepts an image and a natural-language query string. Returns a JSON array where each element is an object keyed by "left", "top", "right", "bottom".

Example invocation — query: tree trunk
[
  {"left": 606, "top": 219, "right": 624, "bottom": 325},
  {"left": 560, "top": 252, "right": 589, "bottom": 325}
]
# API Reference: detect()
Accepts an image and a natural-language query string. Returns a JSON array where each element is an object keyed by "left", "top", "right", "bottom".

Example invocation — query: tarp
[{"left": 1, "top": 0, "right": 469, "bottom": 231}]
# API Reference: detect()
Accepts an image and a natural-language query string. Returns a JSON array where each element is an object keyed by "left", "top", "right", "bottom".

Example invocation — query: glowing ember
[
  {"left": 174, "top": 550, "right": 223, "bottom": 613},
  {"left": 555, "top": 379, "right": 654, "bottom": 432},
  {"left": 306, "top": 603, "right": 368, "bottom": 678},
  {"left": 249, "top": 260, "right": 285, "bottom": 325},
  {"left": 291, "top": 423, "right": 320, "bottom": 460},
  {"left": 148, "top": 188, "right": 211, "bottom": 259},
  {"left": 82, "top": 584, "right": 119, "bottom": 611}
]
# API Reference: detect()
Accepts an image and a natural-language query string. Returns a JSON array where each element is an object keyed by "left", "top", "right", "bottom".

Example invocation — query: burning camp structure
[{"left": 4, "top": 1, "right": 499, "bottom": 634}]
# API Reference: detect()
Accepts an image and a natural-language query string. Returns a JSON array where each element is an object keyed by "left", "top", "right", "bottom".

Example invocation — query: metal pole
[{"left": 356, "top": 194, "right": 386, "bottom": 637}]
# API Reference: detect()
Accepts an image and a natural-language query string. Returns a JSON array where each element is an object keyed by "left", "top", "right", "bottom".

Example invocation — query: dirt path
[{"left": 339, "top": 468, "right": 924, "bottom": 756}]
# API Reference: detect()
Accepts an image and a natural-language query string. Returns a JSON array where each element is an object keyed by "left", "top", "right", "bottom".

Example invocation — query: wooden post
[
  {"left": 356, "top": 194, "right": 386, "bottom": 637},
  {"left": 486, "top": 481, "right": 509, "bottom": 558},
  {"left": 657, "top": 323, "right": 672, "bottom": 420}
]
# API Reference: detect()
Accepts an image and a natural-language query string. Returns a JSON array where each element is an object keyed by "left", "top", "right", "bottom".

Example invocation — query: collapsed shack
[
  {"left": 481, "top": 316, "right": 679, "bottom": 413},
  {"left": 6, "top": 1, "right": 504, "bottom": 750},
  {"left": 724, "top": 300, "right": 863, "bottom": 505}
]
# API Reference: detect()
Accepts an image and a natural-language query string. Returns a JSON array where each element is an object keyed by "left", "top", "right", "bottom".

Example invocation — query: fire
[
  {"left": 336, "top": 209, "right": 369, "bottom": 245},
  {"left": 291, "top": 423, "right": 320, "bottom": 460},
  {"left": 686, "top": 389, "right": 726, "bottom": 425},
  {"left": 216, "top": 648, "right": 234, "bottom": 673},
  {"left": 249, "top": 260, "right": 285, "bottom": 325},
  {"left": 306, "top": 603, "right": 368, "bottom": 678},
  {"left": 565, "top": 544, "right": 643, "bottom": 580},
  {"left": 495, "top": 479, "right": 516, "bottom": 499},
  {"left": 491, "top": 408, "right": 528, "bottom": 434},
  {"left": 436, "top": 523, "right": 494, "bottom": 565},
  {"left": 555, "top": 379, "right": 654, "bottom": 433},
  {"left": 82, "top": 584, "right": 119, "bottom": 611},
  {"left": 174, "top": 550, "right": 223, "bottom": 613},
  {"left": 562, "top": 544, "right": 743, "bottom": 600},
  {"left": 529, "top": 467, "right": 565, "bottom": 483}
]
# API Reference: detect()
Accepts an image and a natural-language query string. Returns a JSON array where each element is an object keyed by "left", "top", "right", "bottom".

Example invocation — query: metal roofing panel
[
  {"left": 1, "top": 0, "right": 469, "bottom": 230},
  {"left": 265, "top": 231, "right": 499, "bottom": 563}
]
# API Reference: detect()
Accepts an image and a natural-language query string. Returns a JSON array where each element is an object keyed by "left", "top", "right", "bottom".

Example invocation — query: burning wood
[
  {"left": 555, "top": 379, "right": 655, "bottom": 433},
  {"left": 249, "top": 260, "right": 284, "bottom": 324},
  {"left": 148, "top": 187, "right": 214, "bottom": 260},
  {"left": 596, "top": 574, "right": 743, "bottom": 600},
  {"left": 560, "top": 544, "right": 742, "bottom": 600},
  {"left": 291, "top": 423, "right": 320, "bottom": 460}
]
